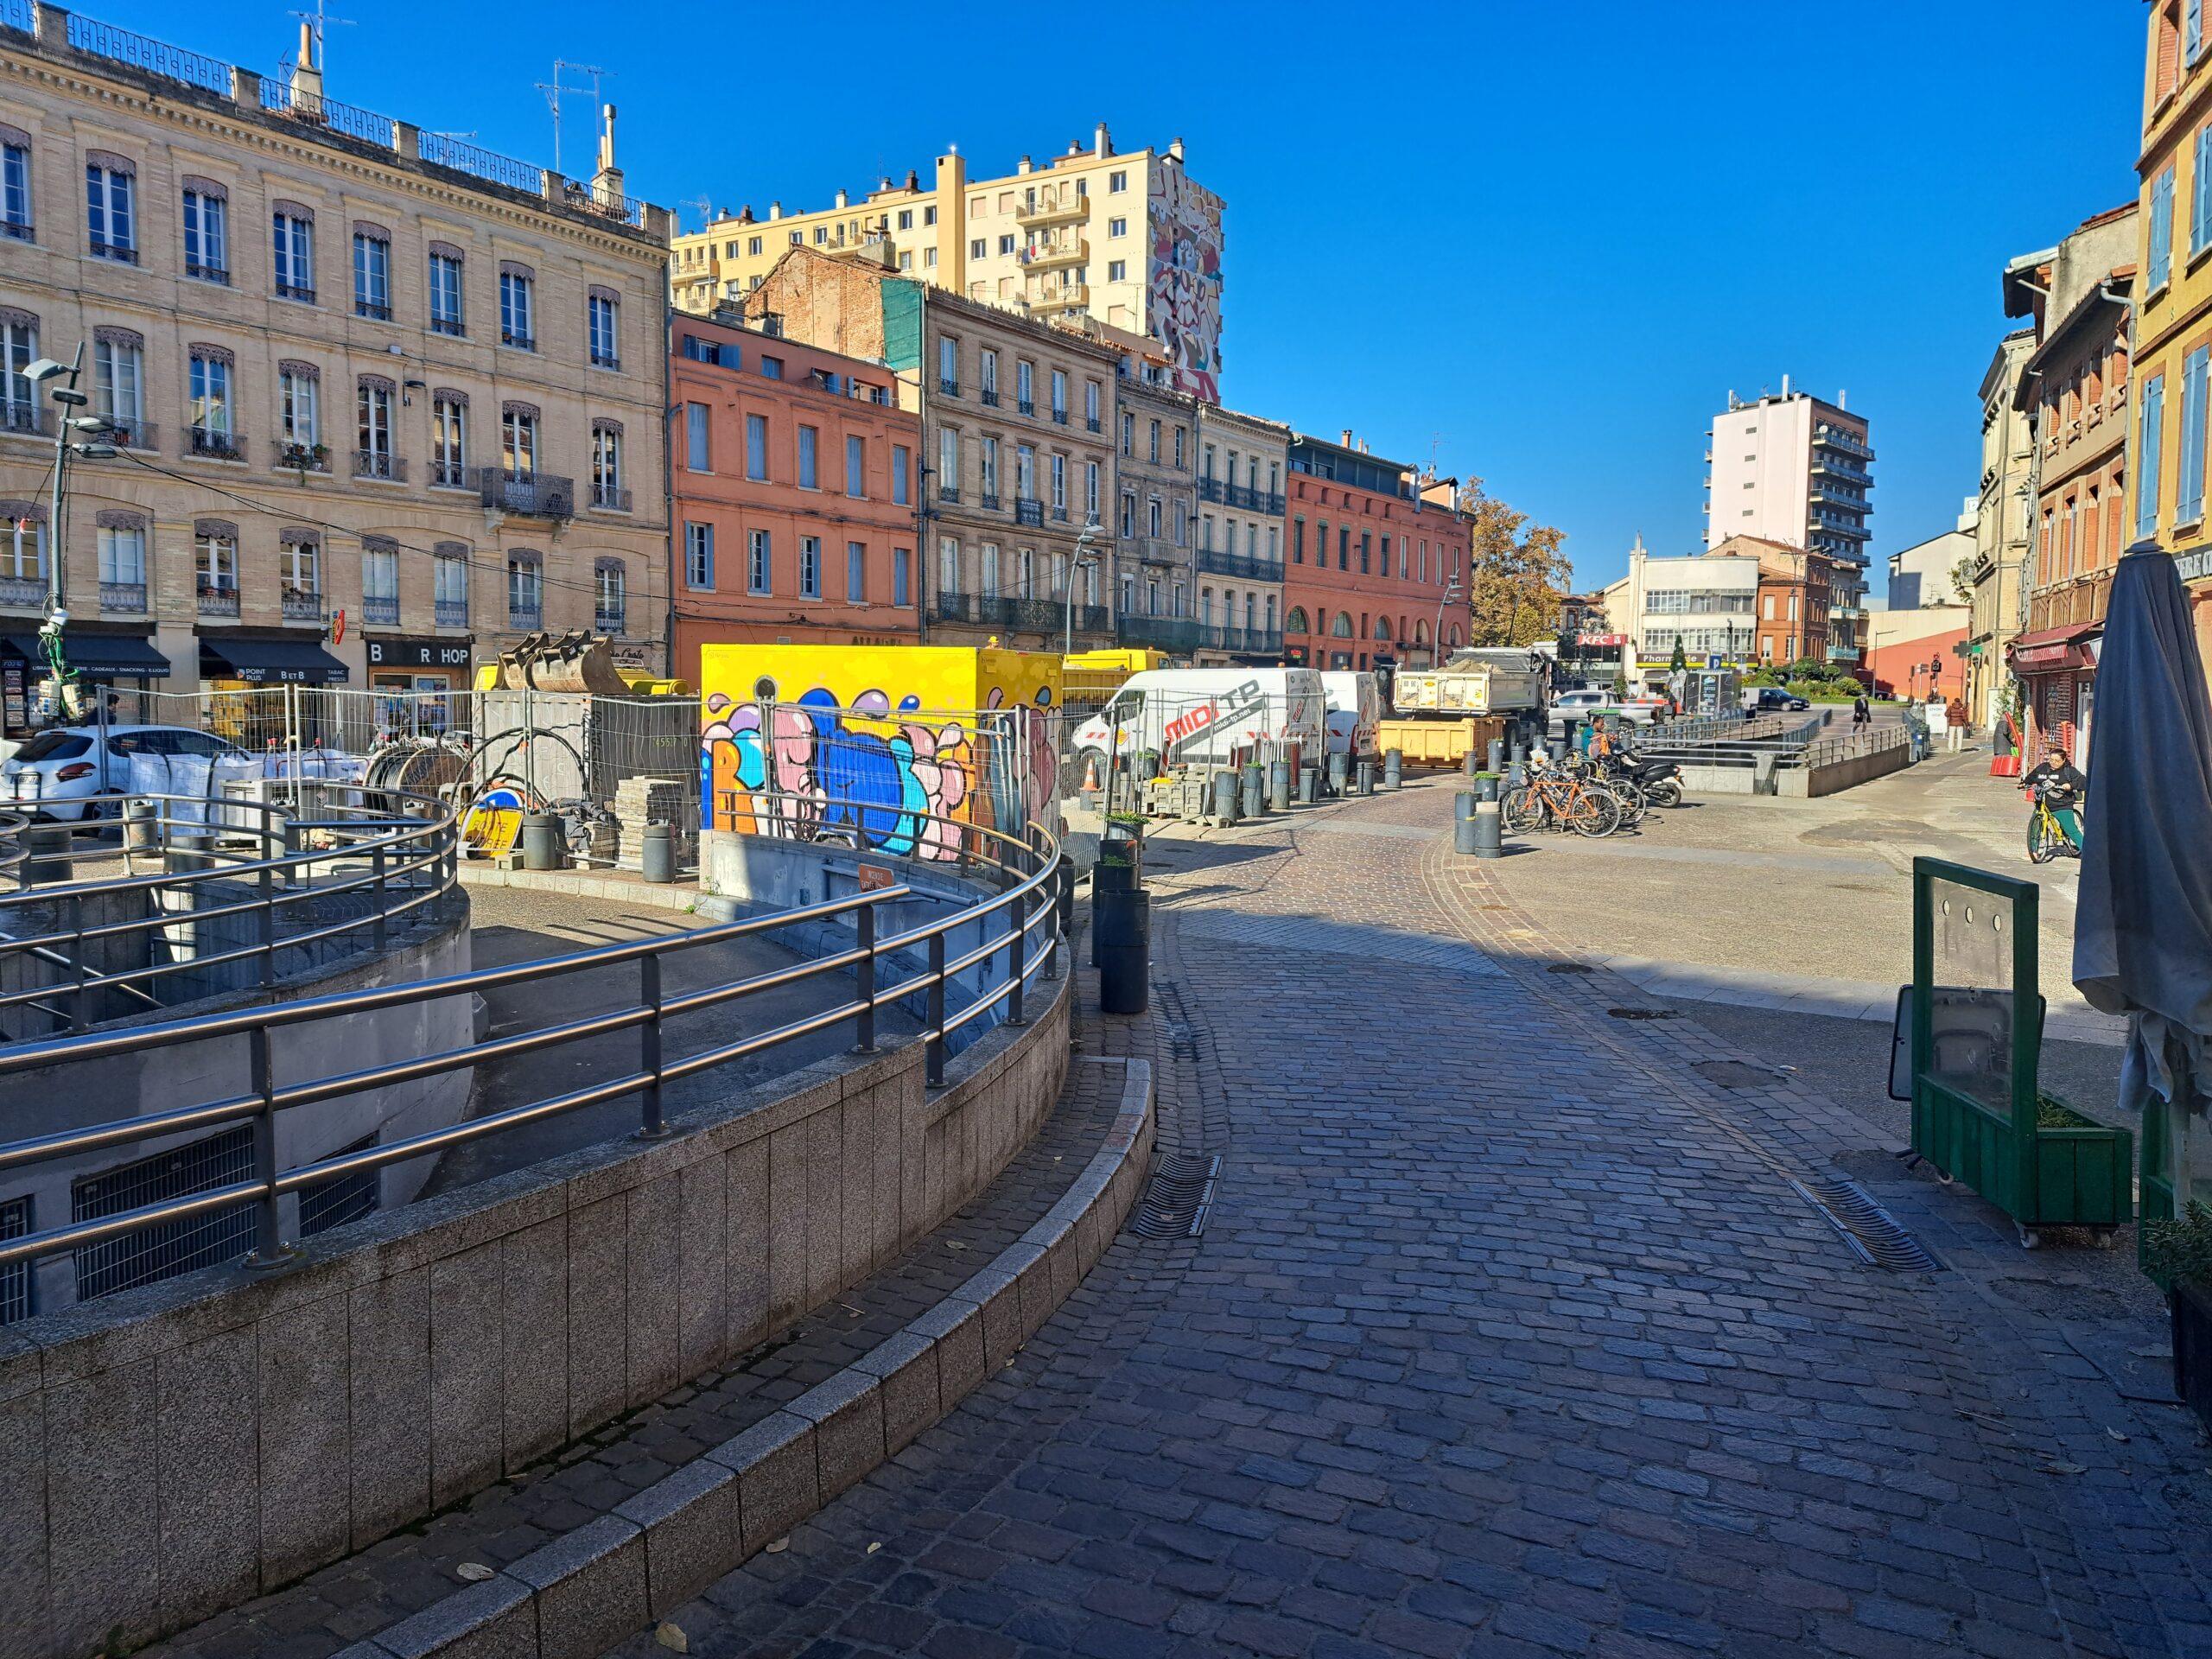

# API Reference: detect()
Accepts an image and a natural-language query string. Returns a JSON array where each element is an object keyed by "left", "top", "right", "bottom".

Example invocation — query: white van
[
  {"left": 1071, "top": 668, "right": 1325, "bottom": 777},
  {"left": 1320, "top": 671, "right": 1382, "bottom": 759}
]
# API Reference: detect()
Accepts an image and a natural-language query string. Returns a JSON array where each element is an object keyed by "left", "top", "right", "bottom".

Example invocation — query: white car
[
  {"left": 1546, "top": 690, "right": 1665, "bottom": 740},
  {"left": 3, "top": 724, "right": 247, "bottom": 822}
]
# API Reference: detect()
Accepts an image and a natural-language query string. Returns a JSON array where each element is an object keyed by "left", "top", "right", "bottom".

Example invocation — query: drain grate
[
  {"left": 1791, "top": 1176, "right": 1943, "bottom": 1271},
  {"left": 1132, "top": 1154, "right": 1222, "bottom": 1239},
  {"left": 1606, "top": 1007, "right": 1677, "bottom": 1020}
]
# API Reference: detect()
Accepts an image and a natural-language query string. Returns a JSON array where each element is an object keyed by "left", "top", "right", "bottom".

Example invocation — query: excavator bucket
[{"left": 496, "top": 631, "right": 630, "bottom": 695}]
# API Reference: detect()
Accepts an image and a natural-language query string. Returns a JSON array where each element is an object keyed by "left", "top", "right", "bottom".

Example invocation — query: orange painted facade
[
  {"left": 1281, "top": 436, "right": 1469, "bottom": 671},
  {"left": 669, "top": 311, "right": 925, "bottom": 684},
  {"left": 1866, "top": 624, "right": 1971, "bottom": 702}
]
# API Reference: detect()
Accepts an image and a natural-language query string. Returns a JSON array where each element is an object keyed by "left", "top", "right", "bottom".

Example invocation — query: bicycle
[
  {"left": 2026, "top": 784, "right": 2082, "bottom": 864},
  {"left": 1503, "top": 755, "right": 1622, "bottom": 837}
]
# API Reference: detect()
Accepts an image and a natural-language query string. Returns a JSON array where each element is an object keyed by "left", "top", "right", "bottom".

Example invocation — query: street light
[
  {"left": 1431, "top": 578, "right": 1463, "bottom": 667},
  {"left": 1064, "top": 519, "right": 1102, "bottom": 657}
]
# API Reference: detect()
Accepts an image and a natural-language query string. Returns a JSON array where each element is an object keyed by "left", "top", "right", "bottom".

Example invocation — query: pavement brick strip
[
  {"left": 584, "top": 776, "right": 2212, "bottom": 1659},
  {"left": 140, "top": 1041, "right": 1154, "bottom": 1659}
]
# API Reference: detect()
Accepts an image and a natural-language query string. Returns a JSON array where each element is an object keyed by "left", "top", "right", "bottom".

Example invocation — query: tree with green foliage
[
  {"left": 1669, "top": 639, "right": 1687, "bottom": 673},
  {"left": 1463, "top": 480, "right": 1573, "bottom": 647}
]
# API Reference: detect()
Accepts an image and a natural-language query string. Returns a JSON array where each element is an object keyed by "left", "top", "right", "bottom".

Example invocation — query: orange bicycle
[{"left": 1502, "top": 755, "right": 1623, "bottom": 837}]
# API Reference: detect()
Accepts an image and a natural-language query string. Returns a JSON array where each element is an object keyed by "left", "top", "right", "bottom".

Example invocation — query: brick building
[
  {"left": 667, "top": 309, "right": 924, "bottom": 682},
  {"left": 1281, "top": 432, "right": 1467, "bottom": 671},
  {"left": 0, "top": 11, "right": 670, "bottom": 728}
]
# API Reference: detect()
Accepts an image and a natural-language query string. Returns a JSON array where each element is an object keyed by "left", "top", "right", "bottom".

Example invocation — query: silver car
[{"left": 3, "top": 724, "right": 247, "bottom": 822}]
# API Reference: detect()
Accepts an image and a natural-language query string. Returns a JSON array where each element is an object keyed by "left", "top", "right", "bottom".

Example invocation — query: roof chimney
[
  {"left": 906, "top": 168, "right": 919, "bottom": 189},
  {"left": 286, "top": 17, "right": 324, "bottom": 105},
  {"left": 1016, "top": 155, "right": 1032, "bottom": 175},
  {"left": 590, "top": 103, "right": 623, "bottom": 207},
  {"left": 1167, "top": 137, "right": 1185, "bottom": 162},
  {"left": 739, "top": 204, "right": 754, "bottom": 223},
  {"left": 1838, "top": 388, "right": 1847, "bottom": 410},
  {"left": 834, "top": 188, "right": 848, "bottom": 209},
  {"left": 1094, "top": 122, "right": 1111, "bottom": 157},
  {"left": 1341, "top": 428, "right": 1353, "bottom": 446},
  {"left": 1781, "top": 372, "right": 1790, "bottom": 397},
  {"left": 769, "top": 201, "right": 782, "bottom": 219}
]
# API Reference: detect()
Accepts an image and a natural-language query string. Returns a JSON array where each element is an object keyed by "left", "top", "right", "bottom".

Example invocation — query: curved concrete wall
[{"left": 0, "top": 946, "right": 1071, "bottom": 1658}]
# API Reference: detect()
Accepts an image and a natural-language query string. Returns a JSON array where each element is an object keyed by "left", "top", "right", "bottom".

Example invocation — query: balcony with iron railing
[
  {"left": 0, "top": 404, "right": 50, "bottom": 438},
  {"left": 273, "top": 438, "right": 330, "bottom": 473},
  {"left": 934, "top": 592, "right": 1105, "bottom": 634},
  {"left": 88, "top": 237, "right": 136, "bottom": 264},
  {"left": 594, "top": 607, "right": 626, "bottom": 635},
  {"left": 938, "top": 485, "right": 961, "bottom": 505},
  {"left": 980, "top": 387, "right": 1000, "bottom": 407},
  {"left": 99, "top": 581, "right": 146, "bottom": 614},
  {"left": 981, "top": 492, "right": 1001, "bottom": 511},
  {"left": 183, "top": 261, "right": 227, "bottom": 285},
  {"left": 1116, "top": 613, "right": 1202, "bottom": 652},
  {"left": 508, "top": 602, "right": 543, "bottom": 631},
  {"left": 356, "top": 296, "right": 392, "bottom": 321},
  {"left": 435, "top": 597, "right": 469, "bottom": 630},
  {"left": 1198, "top": 476, "right": 1224, "bottom": 504},
  {"left": 197, "top": 582, "right": 238, "bottom": 618},
  {"left": 1032, "top": 283, "right": 1088, "bottom": 314},
  {"left": 362, "top": 594, "right": 400, "bottom": 626},
  {"left": 1014, "top": 194, "right": 1088, "bottom": 228},
  {"left": 590, "top": 482, "right": 632, "bottom": 512},
  {"left": 1196, "top": 548, "right": 1285, "bottom": 582},
  {"left": 188, "top": 425, "right": 245, "bottom": 461},
  {"left": 478, "top": 468, "right": 574, "bottom": 519},
  {"left": 1811, "top": 450, "right": 1872, "bottom": 484},
  {"left": 353, "top": 449, "right": 406, "bottom": 482},
  {"left": 275, "top": 282, "right": 315, "bottom": 305},
  {"left": 1050, "top": 406, "right": 1068, "bottom": 426},
  {"left": 1087, "top": 415, "right": 1102, "bottom": 433},
  {"left": 0, "top": 575, "right": 44, "bottom": 609},
  {"left": 280, "top": 587, "right": 321, "bottom": 623},
  {"left": 1815, "top": 426, "right": 1873, "bottom": 461},
  {"left": 1020, "top": 236, "right": 1087, "bottom": 271},
  {"left": 430, "top": 457, "right": 469, "bottom": 489},
  {"left": 2, "top": 219, "right": 33, "bottom": 243},
  {"left": 1017, "top": 397, "right": 1035, "bottom": 416},
  {"left": 1196, "top": 624, "right": 1284, "bottom": 656},
  {"left": 1016, "top": 499, "right": 1043, "bottom": 526},
  {"left": 940, "top": 377, "right": 959, "bottom": 397}
]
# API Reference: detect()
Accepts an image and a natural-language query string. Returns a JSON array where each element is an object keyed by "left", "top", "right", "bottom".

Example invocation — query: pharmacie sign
[{"left": 366, "top": 638, "right": 474, "bottom": 671}]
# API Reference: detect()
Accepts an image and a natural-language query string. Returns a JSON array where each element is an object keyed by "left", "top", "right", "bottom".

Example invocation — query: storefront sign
[
  {"left": 611, "top": 643, "right": 654, "bottom": 671},
  {"left": 366, "top": 638, "right": 474, "bottom": 671},
  {"left": 1576, "top": 633, "right": 1628, "bottom": 647}
]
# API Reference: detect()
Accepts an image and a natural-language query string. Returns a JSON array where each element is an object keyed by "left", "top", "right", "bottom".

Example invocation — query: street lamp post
[
  {"left": 1064, "top": 520, "right": 1101, "bottom": 658},
  {"left": 20, "top": 346, "right": 120, "bottom": 721},
  {"left": 1431, "top": 578, "right": 1462, "bottom": 667}
]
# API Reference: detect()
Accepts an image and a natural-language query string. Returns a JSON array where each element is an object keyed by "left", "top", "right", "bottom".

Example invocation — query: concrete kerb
[{"left": 336, "top": 1055, "right": 1157, "bottom": 1659}]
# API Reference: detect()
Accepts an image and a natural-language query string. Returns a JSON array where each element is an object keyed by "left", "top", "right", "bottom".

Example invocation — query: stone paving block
[
  {"left": 612, "top": 1458, "right": 741, "bottom": 1618},
  {"left": 789, "top": 1367, "right": 886, "bottom": 1502},
  {"left": 909, "top": 1296, "right": 988, "bottom": 1407},
  {"left": 852, "top": 1330, "right": 940, "bottom": 1458},
  {"left": 711, "top": 1409, "right": 819, "bottom": 1553},
  {"left": 368, "top": 1572, "right": 537, "bottom": 1659},
  {"left": 507, "top": 1514, "right": 646, "bottom": 1659}
]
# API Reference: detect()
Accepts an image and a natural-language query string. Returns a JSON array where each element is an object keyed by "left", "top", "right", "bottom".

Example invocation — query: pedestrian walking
[{"left": 1853, "top": 693, "right": 1870, "bottom": 728}]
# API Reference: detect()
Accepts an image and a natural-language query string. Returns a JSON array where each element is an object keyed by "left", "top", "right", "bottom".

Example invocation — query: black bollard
[
  {"left": 1327, "top": 752, "right": 1350, "bottom": 796},
  {"left": 1454, "top": 786, "right": 1478, "bottom": 827},
  {"left": 1487, "top": 738, "right": 1505, "bottom": 775},
  {"left": 1268, "top": 760, "right": 1291, "bottom": 812},
  {"left": 1241, "top": 763, "right": 1265, "bottom": 818},
  {"left": 1454, "top": 801, "right": 1480, "bottom": 855},
  {"left": 1463, "top": 747, "right": 1479, "bottom": 780},
  {"left": 1472, "top": 798, "right": 1503, "bottom": 859},
  {"left": 1300, "top": 766, "right": 1319, "bottom": 804},
  {"left": 1382, "top": 749, "right": 1402, "bottom": 790},
  {"left": 1096, "top": 888, "right": 1151, "bottom": 1014},
  {"left": 1212, "top": 767, "right": 1240, "bottom": 823},
  {"left": 1356, "top": 760, "right": 1375, "bottom": 796}
]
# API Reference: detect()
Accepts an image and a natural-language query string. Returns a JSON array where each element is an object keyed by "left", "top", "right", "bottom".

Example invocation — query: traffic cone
[{"left": 1080, "top": 753, "right": 1101, "bottom": 794}]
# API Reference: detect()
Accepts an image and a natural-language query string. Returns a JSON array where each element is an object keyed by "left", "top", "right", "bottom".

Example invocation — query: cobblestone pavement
[{"left": 603, "top": 777, "right": 2212, "bottom": 1659}]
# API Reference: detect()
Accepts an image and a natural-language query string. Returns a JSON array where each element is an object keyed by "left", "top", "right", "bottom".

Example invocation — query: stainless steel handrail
[
  {"left": 0, "top": 798, "right": 1070, "bottom": 1289},
  {"left": 0, "top": 786, "right": 459, "bottom": 1027}
]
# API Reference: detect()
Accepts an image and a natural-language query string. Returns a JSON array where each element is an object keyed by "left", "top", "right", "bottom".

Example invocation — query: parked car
[
  {"left": 3, "top": 724, "right": 247, "bottom": 822},
  {"left": 1743, "top": 686, "right": 1811, "bottom": 715},
  {"left": 1545, "top": 688, "right": 1664, "bottom": 740}
]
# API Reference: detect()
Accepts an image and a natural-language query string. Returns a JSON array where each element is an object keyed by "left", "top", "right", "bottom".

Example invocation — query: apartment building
[
  {"left": 1968, "top": 309, "right": 2042, "bottom": 726},
  {"left": 2132, "top": 0, "right": 2212, "bottom": 676},
  {"left": 2003, "top": 205, "right": 2137, "bottom": 764},
  {"left": 1704, "top": 534, "right": 1839, "bottom": 668},
  {"left": 0, "top": 9, "right": 671, "bottom": 725},
  {"left": 741, "top": 249, "right": 1120, "bottom": 652},
  {"left": 1282, "top": 432, "right": 1466, "bottom": 672},
  {"left": 1604, "top": 536, "right": 1760, "bottom": 683},
  {"left": 1192, "top": 404, "right": 1290, "bottom": 663},
  {"left": 670, "top": 126, "right": 1225, "bottom": 401},
  {"left": 1108, "top": 369, "right": 1198, "bottom": 652},
  {"left": 1702, "top": 384, "right": 1873, "bottom": 664},
  {"left": 667, "top": 309, "right": 922, "bottom": 682}
]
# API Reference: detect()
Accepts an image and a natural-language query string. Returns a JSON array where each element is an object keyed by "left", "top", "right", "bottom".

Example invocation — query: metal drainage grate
[
  {"left": 1132, "top": 1154, "right": 1222, "bottom": 1239},
  {"left": 1606, "top": 1007, "right": 1677, "bottom": 1020},
  {"left": 1790, "top": 1176, "right": 1943, "bottom": 1272}
]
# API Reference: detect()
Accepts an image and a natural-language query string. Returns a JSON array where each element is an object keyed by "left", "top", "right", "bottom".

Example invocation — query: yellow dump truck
[
  {"left": 1376, "top": 715, "right": 1511, "bottom": 767},
  {"left": 1061, "top": 647, "right": 1163, "bottom": 709}
]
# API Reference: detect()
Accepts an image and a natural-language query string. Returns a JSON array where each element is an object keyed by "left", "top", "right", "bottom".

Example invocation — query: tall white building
[
  {"left": 1599, "top": 536, "right": 1762, "bottom": 685},
  {"left": 1702, "top": 384, "right": 1873, "bottom": 662}
]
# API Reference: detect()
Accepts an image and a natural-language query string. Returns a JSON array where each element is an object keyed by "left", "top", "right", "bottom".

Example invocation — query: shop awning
[
  {"left": 2007, "top": 620, "right": 2101, "bottom": 674},
  {"left": 0, "top": 632, "right": 173, "bottom": 677},
  {"left": 199, "top": 636, "right": 350, "bottom": 684}
]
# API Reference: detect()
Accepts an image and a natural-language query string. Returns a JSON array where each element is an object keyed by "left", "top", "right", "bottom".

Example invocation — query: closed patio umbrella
[{"left": 2073, "top": 547, "right": 2212, "bottom": 1221}]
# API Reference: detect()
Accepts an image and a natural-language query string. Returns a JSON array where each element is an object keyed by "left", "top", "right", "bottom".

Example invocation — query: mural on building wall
[
  {"left": 697, "top": 645, "right": 1062, "bottom": 855},
  {"left": 1147, "top": 170, "right": 1224, "bottom": 403}
]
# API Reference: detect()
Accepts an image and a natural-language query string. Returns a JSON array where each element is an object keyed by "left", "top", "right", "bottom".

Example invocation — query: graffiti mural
[
  {"left": 696, "top": 645, "right": 1063, "bottom": 857},
  {"left": 1147, "top": 168, "right": 1224, "bottom": 402}
]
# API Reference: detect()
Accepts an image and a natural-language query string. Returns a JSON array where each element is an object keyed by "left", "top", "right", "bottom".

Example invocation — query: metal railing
[
  {"left": 0, "top": 796, "right": 1060, "bottom": 1314},
  {"left": 66, "top": 10, "right": 231, "bottom": 92},
  {"left": 0, "top": 784, "right": 458, "bottom": 1033},
  {"left": 1195, "top": 548, "right": 1285, "bottom": 583},
  {"left": 418, "top": 131, "right": 543, "bottom": 195}
]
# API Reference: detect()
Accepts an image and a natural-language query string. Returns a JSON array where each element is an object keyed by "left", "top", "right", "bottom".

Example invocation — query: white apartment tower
[{"left": 1703, "top": 385, "right": 1873, "bottom": 659}]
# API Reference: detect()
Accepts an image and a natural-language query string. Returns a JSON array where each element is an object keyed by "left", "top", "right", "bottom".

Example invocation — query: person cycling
[{"left": 2024, "top": 745, "right": 2087, "bottom": 852}]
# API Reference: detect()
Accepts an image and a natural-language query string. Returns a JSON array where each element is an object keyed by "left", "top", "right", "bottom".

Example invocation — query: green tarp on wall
[{"left": 880, "top": 279, "right": 922, "bottom": 372}]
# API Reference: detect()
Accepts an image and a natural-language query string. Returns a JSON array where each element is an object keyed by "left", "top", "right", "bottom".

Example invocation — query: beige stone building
[
  {"left": 1192, "top": 404, "right": 1289, "bottom": 662},
  {"left": 1967, "top": 318, "right": 2038, "bottom": 727},
  {"left": 742, "top": 249, "right": 1120, "bottom": 652},
  {"left": 0, "top": 6, "right": 670, "bottom": 728}
]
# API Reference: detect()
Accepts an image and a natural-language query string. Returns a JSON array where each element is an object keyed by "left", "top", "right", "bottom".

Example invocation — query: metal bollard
[
  {"left": 1476, "top": 771, "right": 1499, "bottom": 804},
  {"left": 1356, "top": 760, "right": 1375, "bottom": 796},
  {"left": 1241, "top": 763, "right": 1264, "bottom": 818},
  {"left": 1455, "top": 801, "right": 1481, "bottom": 855},
  {"left": 1212, "top": 767, "right": 1240, "bottom": 823},
  {"left": 1300, "top": 766, "right": 1319, "bottom": 804},
  {"left": 1548, "top": 736, "right": 1569, "bottom": 763},
  {"left": 1327, "top": 752, "right": 1350, "bottom": 795},
  {"left": 1507, "top": 758, "right": 1526, "bottom": 789},
  {"left": 1382, "top": 749, "right": 1403, "bottom": 789},
  {"left": 1472, "top": 798, "right": 1503, "bottom": 859},
  {"left": 1268, "top": 760, "right": 1291, "bottom": 812},
  {"left": 1463, "top": 747, "right": 1480, "bottom": 779},
  {"left": 1455, "top": 786, "right": 1478, "bottom": 826},
  {"left": 22, "top": 823, "right": 72, "bottom": 885},
  {"left": 521, "top": 812, "right": 560, "bottom": 871},
  {"left": 1487, "top": 738, "right": 1506, "bottom": 774},
  {"left": 123, "top": 798, "right": 159, "bottom": 855},
  {"left": 640, "top": 823, "right": 675, "bottom": 884}
]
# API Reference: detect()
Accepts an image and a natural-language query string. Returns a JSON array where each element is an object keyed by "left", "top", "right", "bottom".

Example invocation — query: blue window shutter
[
  {"left": 2140, "top": 376, "right": 2166, "bottom": 540},
  {"left": 2183, "top": 349, "right": 2208, "bottom": 524},
  {"left": 2192, "top": 0, "right": 2204, "bottom": 60}
]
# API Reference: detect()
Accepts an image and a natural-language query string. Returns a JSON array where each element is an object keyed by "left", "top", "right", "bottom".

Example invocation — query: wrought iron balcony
[
  {"left": 594, "top": 607, "right": 626, "bottom": 635},
  {"left": 981, "top": 492, "right": 1001, "bottom": 511},
  {"left": 1197, "top": 624, "right": 1285, "bottom": 655},
  {"left": 89, "top": 238, "right": 137, "bottom": 264},
  {"left": 1052, "top": 408, "right": 1068, "bottom": 425},
  {"left": 591, "top": 350, "right": 620, "bottom": 371},
  {"left": 273, "top": 438, "right": 329, "bottom": 473},
  {"left": 430, "top": 458, "right": 470, "bottom": 488},
  {"left": 1016, "top": 499, "right": 1043, "bottom": 526},
  {"left": 435, "top": 597, "right": 469, "bottom": 629},
  {"left": 1116, "top": 614, "right": 1201, "bottom": 652},
  {"left": 1018, "top": 397, "right": 1035, "bottom": 416},
  {"left": 1198, "top": 477, "right": 1224, "bottom": 503},
  {"left": 502, "top": 329, "right": 537, "bottom": 351},
  {"left": 275, "top": 282, "right": 315, "bottom": 304},
  {"left": 590, "top": 482, "right": 632, "bottom": 512},
  {"left": 353, "top": 449, "right": 406, "bottom": 482},
  {"left": 356, "top": 297, "right": 393, "bottom": 321},
  {"left": 508, "top": 603, "right": 543, "bottom": 631},
  {"left": 1, "top": 219, "right": 32, "bottom": 242},
  {"left": 478, "top": 468, "right": 575, "bottom": 519},
  {"left": 940, "top": 377, "right": 959, "bottom": 397},
  {"left": 981, "top": 388, "right": 1000, "bottom": 407},
  {"left": 188, "top": 425, "right": 245, "bottom": 461},
  {"left": 430, "top": 316, "right": 466, "bottom": 338},
  {"left": 0, "top": 404, "right": 50, "bottom": 437},
  {"left": 362, "top": 594, "right": 399, "bottom": 626},
  {"left": 938, "top": 485, "right": 961, "bottom": 504},
  {"left": 186, "top": 262, "right": 228, "bottom": 284},
  {"left": 0, "top": 575, "right": 45, "bottom": 609},
  {"left": 106, "top": 417, "right": 156, "bottom": 451},
  {"left": 1086, "top": 416, "right": 1101, "bottom": 433},
  {"left": 197, "top": 583, "right": 238, "bottom": 618},
  {"left": 1195, "top": 548, "right": 1285, "bottom": 582},
  {"left": 99, "top": 581, "right": 146, "bottom": 614},
  {"left": 280, "top": 588, "right": 322, "bottom": 622},
  {"left": 934, "top": 592, "right": 1094, "bottom": 633}
]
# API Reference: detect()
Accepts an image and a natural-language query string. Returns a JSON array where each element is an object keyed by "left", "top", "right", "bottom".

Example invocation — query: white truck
[
  {"left": 1320, "top": 671, "right": 1382, "bottom": 760},
  {"left": 1390, "top": 648, "right": 1548, "bottom": 719},
  {"left": 1071, "top": 668, "right": 1325, "bottom": 777}
]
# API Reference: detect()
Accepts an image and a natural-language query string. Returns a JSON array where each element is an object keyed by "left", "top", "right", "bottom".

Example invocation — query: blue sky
[{"left": 105, "top": 0, "right": 2145, "bottom": 590}]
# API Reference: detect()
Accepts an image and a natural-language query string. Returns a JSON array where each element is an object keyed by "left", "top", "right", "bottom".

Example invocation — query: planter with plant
[
  {"left": 2145, "top": 1201, "right": 2212, "bottom": 1430},
  {"left": 280, "top": 441, "right": 329, "bottom": 480}
]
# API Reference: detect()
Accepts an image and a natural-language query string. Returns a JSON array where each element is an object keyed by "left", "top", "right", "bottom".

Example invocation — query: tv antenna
[
  {"left": 535, "top": 60, "right": 613, "bottom": 177},
  {"left": 683, "top": 195, "right": 714, "bottom": 234},
  {"left": 284, "top": 0, "right": 353, "bottom": 70}
]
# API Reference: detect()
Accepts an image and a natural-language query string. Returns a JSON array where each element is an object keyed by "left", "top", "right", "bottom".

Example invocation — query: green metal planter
[{"left": 1909, "top": 857, "right": 2133, "bottom": 1249}]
